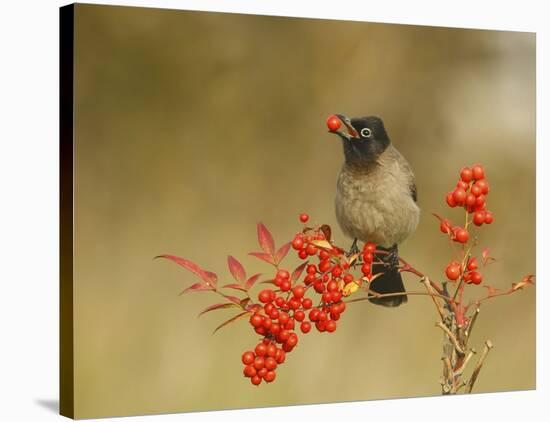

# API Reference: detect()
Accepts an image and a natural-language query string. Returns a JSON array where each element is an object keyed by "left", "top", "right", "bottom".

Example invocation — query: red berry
[
  {"left": 470, "top": 184, "right": 482, "bottom": 197},
  {"left": 322, "top": 291, "right": 332, "bottom": 303},
  {"left": 300, "top": 321, "right": 311, "bottom": 333},
  {"left": 445, "top": 263, "right": 461, "bottom": 281},
  {"left": 473, "top": 211, "right": 486, "bottom": 226},
  {"left": 292, "top": 285, "right": 305, "bottom": 298},
  {"left": 453, "top": 188, "right": 467, "bottom": 205},
  {"left": 456, "top": 180, "right": 469, "bottom": 191},
  {"left": 343, "top": 273, "right": 354, "bottom": 284},
  {"left": 331, "top": 266, "right": 343, "bottom": 278},
  {"left": 242, "top": 351, "right": 255, "bottom": 365},
  {"left": 299, "top": 213, "right": 309, "bottom": 223},
  {"left": 330, "top": 291, "right": 342, "bottom": 302},
  {"left": 439, "top": 219, "right": 452, "bottom": 234},
  {"left": 257, "top": 368, "right": 268, "bottom": 378},
  {"left": 485, "top": 211, "right": 494, "bottom": 224},
  {"left": 280, "top": 280, "right": 291, "bottom": 292},
  {"left": 298, "top": 250, "right": 308, "bottom": 259},
  {"left": 266, "top": 344, "right": 277, "bottom": 357},
  {"left": 363, "top": 242, "right": 376, "bottom": 253},
  {"left": 315, "top": 320, "right": 326, "bottom": 332},
  {"left": 313, "top": 280, "right": 325, "bottom": 293},
  {"left": 474, "top": 179, "right": 489, "bottom": 195},
  {"left": 294, "top": 310, "right": 305, "bottom": 322},
  {"left": 446, "top": 192, "right": 457, "bottom": 207},
  {"left": 288, "top": 298, "right": 301, "bottom": 310},
  {"left": 362, "top": 252, "right": 374, "bottom": 263},
  {"left": 465, "top": 193, "right": 476, "bottom": 207},
  {"left": 454, "top": 228, "right": 469, "bottom": 243},
  {"left": 251, "top": 375, "right": 262, "bottom": 385},
  {"left": 306, "top": 264, "right": 317, "bottom": 275},
  {"left": 255, "top": 343, "right": 267, "bottom": 356},
  {"left": 361, "top": 263, "right": 371, "bottom": 276},
  {"left": 243, "top": 365, "right": 257, "bottom": 378},
  {"left": 467, "top": 257, "right": 478, "bottom": 271},
  {"left": 258, "top": 289, "right": 274, "bottom": 303},
  {"left": 319, "top": 259, "right": 331, "bottom": 273},
  {"left": 265, "top": 357, "right": 277, "bottom": 371},
  {"left": 277, "top": 269, "right": 290, "bottom": 280},
  {"left": 264, "top": 370, "right": 276, "bottom": 383},
  {"left": 305, "top": 243, "right": 318, "bottom": 256},
  {"left": 255, "top": 326, "right": 267, "bottom": 335},
  {"left": 250, "top": 314, "right": 263, "bottom": 328},
  {"left": 278, "top": 330, "right": 290, "bottom": 342},
  {"left": 327, "top": 280, "right": 338, "bottom": 292},
  {"left": 253, "top": 356, "right": 265, "bottom": 370},
  {"left": 278, "top": 312, "right": 290, "bottom": 325},
  {"left": 326, "top": 115, "right": 342, "bottom": 132},
  {"left": 270, "top": 323, "right": 281, "bottom": 335},
  {"left": 460, "top": 167, "right": 473, "bottom": 183},
  {"left": 469, "top": 271, "right": 483, "bottom": 285},
  {"left": 302, "top": 298, "right": 313, "bottom": 309},
  {"left": 309, "top": 308, "right": 320, "bottom": 321},
  {"left": 286, "top": 333, "right": 298, "bottom": 347},
  {"left": 275, "top": 349, "right": 286, "bottom": 364},
  {"left": 326, "top": 320, "right": 337, "bottom": 332},
  {"left": 472, "top": 164, "right": 485, "bottom": 180},
  {"left": 292, "top": 236, "right": 304, "bottom": 250}
]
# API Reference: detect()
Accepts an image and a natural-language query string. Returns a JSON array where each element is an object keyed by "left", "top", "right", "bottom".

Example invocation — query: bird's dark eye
[{"left": 360, "top": 128, "right": 372, "bottom": 138}]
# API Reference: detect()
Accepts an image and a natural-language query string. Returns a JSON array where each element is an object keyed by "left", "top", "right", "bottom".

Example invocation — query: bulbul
[{"left": 328, "top": 115, "right": 420, "bottom": 307}]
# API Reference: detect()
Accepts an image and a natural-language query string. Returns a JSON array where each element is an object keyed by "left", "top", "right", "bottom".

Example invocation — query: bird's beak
[{"left": 331, "top": 114, "right": 360, "bottom": 140}]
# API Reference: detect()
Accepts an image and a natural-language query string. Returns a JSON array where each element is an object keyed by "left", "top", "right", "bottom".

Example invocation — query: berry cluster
[
  {"left": 241, "top": 214, "right": 376, "bottom": 385},
  {"left": 442, "top": 164, "right": 494, "bottom": 242},
  {"left": 441, "top": 164, "right": 494, "bottom": 285}
]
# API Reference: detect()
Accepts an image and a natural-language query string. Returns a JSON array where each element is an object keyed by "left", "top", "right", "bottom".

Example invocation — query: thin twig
[
  {"left": 454, "top": 349, "right": 476, "bottom": 377},
  {"left": 423, "top": 277, "right": 447, "bottom": 322},
  {"left": 466, "top": 340, "right": 494, "bottom": 393},
  {"left": 436, "top": 322, "right": 465, "bottom": 355},
  {"left": 464, "top": 307, "right": 480, "bottom": 350},
  {"left": 345, "top": 289, "right": 451, "bottom": 304}
]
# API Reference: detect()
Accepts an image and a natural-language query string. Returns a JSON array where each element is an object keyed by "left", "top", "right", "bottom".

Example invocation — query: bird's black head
[{"left": 328, "top": 114, "right": 390, "bottom": 165}]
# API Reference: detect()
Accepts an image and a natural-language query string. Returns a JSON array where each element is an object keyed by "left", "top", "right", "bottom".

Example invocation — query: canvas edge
[{"left": 60, "top": 3, "right": 75, "bottom": 419}]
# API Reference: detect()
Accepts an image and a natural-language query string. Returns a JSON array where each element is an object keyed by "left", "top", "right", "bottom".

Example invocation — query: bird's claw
[{"left": 346, "top": 238, "right": 360, "bottom": 257}]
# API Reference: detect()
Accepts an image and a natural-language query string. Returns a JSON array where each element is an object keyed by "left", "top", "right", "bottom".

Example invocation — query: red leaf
[
  {"left": 257, "top": 223, "right": 275, "bottom": 255},
  {"left": 320, "top": 224, "right": 332, "bottom": 241},
  {"left": 249, "top": 251, "right": 276, "bottom": 266},
  {"left": 227, "top": 255, "right": 246, "bottom": 284},
  {"left": 274, "top": 242, "right": 291, "bottom": 265},
  {"left": 290, "top": 261, "right": 308, "bottom": 284},
  {"left": 222, "top": 294, "right": 242, "bottom": 305},
  {"left": 199, "top": 302, "right": 240, "bottom": 317},
  {"left": 178, "top": 282, "right": 214, "bottom": 296},
  {"left": 245, "top": 273, "right": 262, "bottom": 290},
  {"left": 481, "top": 248, "right": 496, "bottom": 266},
  {"left": 222, "top": 283, "right": 248, "bottom": 292},
  {"left": 213, "top": 311, "right": 251, "bottom": 334},
  {"left": 156, "top": 254, "right": 217, "bottom": 288}
]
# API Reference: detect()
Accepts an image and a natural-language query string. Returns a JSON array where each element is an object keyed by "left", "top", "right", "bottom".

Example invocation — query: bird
[{"left": 327, "top": 114, "right": 420, "bottom": 307}]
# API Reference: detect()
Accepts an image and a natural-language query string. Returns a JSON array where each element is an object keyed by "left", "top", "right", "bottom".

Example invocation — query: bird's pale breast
[{"left": 335, "top": 148, "right": 420, "bottom": 248}]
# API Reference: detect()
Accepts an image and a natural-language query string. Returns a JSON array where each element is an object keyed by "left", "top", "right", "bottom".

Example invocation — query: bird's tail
[{"left": 368, "top": 246, "right": 407, "bottom": 307}]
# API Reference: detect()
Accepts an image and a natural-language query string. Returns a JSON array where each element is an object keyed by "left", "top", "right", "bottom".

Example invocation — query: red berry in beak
[{"left": 326, "top": 115, "right": 341, "bottom": 132}]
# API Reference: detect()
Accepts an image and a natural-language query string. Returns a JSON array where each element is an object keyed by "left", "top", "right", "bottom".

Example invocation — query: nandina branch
[
  {"left": 466, "top": 340, "right": 494, "bottom": 393},
  {"left": 436, "top": 322, "right": 465, "bottom": 355}
]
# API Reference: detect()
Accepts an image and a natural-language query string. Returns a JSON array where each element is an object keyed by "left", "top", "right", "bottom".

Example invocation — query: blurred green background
[{"left": 72, "top": 4, "right": 535, "bottom": 419}]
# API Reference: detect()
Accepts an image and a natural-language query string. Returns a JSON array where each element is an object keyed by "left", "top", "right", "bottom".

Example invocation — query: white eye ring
[{"left": 360, "top": 128, "right": 372, "bottom": 138}]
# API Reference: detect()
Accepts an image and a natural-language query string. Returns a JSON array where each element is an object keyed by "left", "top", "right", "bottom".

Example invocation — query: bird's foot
[
  {"left": 387, "top": 244, "right": 400, "bottom": 268},
  {"left": 346, "top": 238, "right": 360, "bottom": 257}
]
